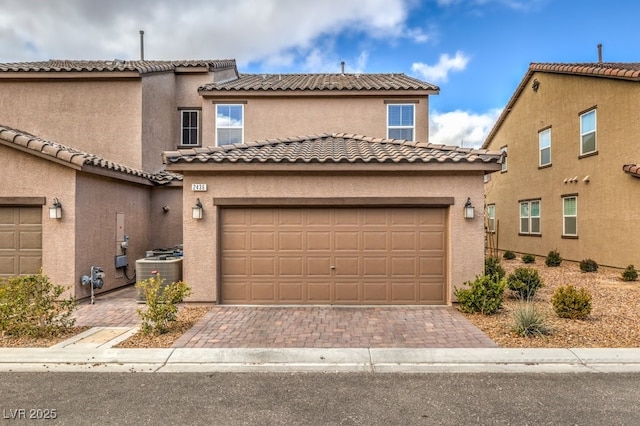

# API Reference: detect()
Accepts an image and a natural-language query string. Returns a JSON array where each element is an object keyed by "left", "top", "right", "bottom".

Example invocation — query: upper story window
[
  {"left": 563, "top": 196, "right": 578, "bottom": 237},
  {"left": 580, "top": 109, "right": 597, "bottom": 155},
  {"left": 519, "top": 199, "right": 540, "bottom": 235},
  {"left": 486, "top": 204, "right": 496, "bottom": 233},
  {"left": 539, "top": 128, "right": 551, "bottom": 167},
  {"left": 180, "top": 110, "right": 200, "bottom": 146},
  {"left": 387, "top": 104, "right": 414, "bottom": 140},
  {"left": 501, "top": 146, "right": 508, "bottom": 172},
  {"left": 216, "top": 104, "right": 244, "bottom": 146}
]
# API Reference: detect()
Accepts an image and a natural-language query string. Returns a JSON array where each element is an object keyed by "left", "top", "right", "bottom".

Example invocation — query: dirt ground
[
  {"left": 460, "top": 256, "right": 640, "bottom": 348},
  {"left": 2, "top": 257, "right": 638, "bottom": 348}
]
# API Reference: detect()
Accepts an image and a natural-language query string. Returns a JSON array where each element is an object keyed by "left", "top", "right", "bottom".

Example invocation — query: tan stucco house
[
  {"left": 0, "top": 58, "right": 500, "bottom": 304},
  {"left": 483, "top": 62, "right": 640, "bottom": 268},
  {"left": 164, "top": 133, "right": 502, "bottom": 304}
]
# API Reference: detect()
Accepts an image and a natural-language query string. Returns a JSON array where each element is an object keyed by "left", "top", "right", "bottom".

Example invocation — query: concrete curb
[{"left": 0, "top": 348, "right": 639, "bottom": 373}]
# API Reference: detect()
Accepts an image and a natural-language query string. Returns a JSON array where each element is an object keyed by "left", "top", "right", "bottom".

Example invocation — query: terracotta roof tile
[
  {"left": 529, "top": 62, "right": 640, "bottom": 81},
  {"left": 163, "top": 133, "right": 502, "bottom": 166},
  {"left": 199, "top": 73, "right": 439, "bottom": 92},
  {"left": 0, "top": 125, "right": 182, "bottom": 185},
  {"left": 0, "top": 59, "right": 236, "bottom": 75},
  {"left": 623, "top": 164, "right": 640, "bottom": 178}
]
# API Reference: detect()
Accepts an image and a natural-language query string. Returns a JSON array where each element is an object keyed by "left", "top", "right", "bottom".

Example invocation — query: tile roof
[
  {"left": 0, "top": 59, "right": 236, "bottom": 75},
  {"left": 482, "top": 62, "right": 640, "bottom": 149},
  {"left": 623, "top": 164, "right": 640, "bottom": 178},
  {"left": 163, "top": 133, "right": 502, "bottom": 166},
  {"left": 0, "top": 125, "right": 182, "bottom": 185},
  {"left": 199, "top": 73, "right": 439, "bottom": 92}
]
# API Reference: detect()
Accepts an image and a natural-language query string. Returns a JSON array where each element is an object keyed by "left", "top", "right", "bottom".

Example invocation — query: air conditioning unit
[{"left": 135, "top": 256, "right": 183, "bottom": 303}]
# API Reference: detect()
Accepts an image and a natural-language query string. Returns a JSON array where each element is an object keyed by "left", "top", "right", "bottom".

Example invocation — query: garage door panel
[
  {"left": 0, "top": 231, "right": 15, "bottom": 249},
  {"left": 221, "top": 207, "right": 446, "bottom": 305},
  {"left": 0, "top": 256, "right": 14, "bottom": 275},
  {"left": 19, "top": 231, "right": 42, "bottom": 250},
  {"left": 19, "top": 255, "right": 42, "bottom": 275}
]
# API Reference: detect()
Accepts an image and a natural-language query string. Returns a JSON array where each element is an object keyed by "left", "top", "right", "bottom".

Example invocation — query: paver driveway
[{"left": 74, "top": 285, "right": 498, "bottom": 349}]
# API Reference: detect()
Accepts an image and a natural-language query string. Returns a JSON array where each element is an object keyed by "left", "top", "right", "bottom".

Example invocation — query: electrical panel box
[{"left": 115, "top": 255, "right": 128, "bottom": 269}]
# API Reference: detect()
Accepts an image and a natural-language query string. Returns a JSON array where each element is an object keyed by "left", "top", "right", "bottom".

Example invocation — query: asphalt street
[{"left": 2, "top": 372, "right": 639, "bottom": 425}]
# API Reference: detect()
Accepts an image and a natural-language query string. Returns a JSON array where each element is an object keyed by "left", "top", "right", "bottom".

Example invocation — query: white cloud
[
  {"left": 429, "top": 108, "right": 502, "bottom": 148},
  {"left": 411, "top": 51, "right": 469, "bottom": 83}
]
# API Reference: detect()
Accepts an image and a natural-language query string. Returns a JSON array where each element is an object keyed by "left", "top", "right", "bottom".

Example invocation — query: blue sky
[{"left": 0, "top": 0, "right": 638, "bottom": 147}]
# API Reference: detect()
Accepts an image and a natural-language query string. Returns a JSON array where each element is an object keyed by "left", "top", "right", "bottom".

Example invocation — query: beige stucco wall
[
  {"left": 142, "top": 73, "right": 178, "bottom": 173},
  {"left": 0, "top": 79, "right": 144, "bottom": 170},
  {"left": 180, "top": 170, "right": 485, "bottom": 303},
  {"left": 0, "top": 144, "right": 77, "bottom": 295},
  {"left": 485, "top": 72, "right": 640, "bottom": 268},
  {"left": 149, "top": 185, "right": 183, "bottom": 250},
  {"left": 201, "top": 96, "right": 430, "bottom": 145}
]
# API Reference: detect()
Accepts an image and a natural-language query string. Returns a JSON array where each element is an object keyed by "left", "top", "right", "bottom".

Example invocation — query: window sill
[
  {"left": 538, "top": 163, "right": 552, "bottom": 170},
  {"left": 579, "top": 151, "right": 598, "bottom": 160},
  {"left": 561, "top": 235, "right": 579, "bottom": 239},
  {"left": 518, "top": 233, "right": 542, "bottom": 237},
  {"left": 500, "top": 170, "right": 508, "bottom": 174},
  {"left": 177, "top": 144, "right": 202, "bottom": 149}
]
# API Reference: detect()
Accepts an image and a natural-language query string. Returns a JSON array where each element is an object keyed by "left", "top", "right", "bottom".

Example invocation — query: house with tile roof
[
  {"left": 482, "top": 62, "right": 640, "bottom": 268},
  {"left": 1, "top": 58, "right": 497, "bottom": 304}
]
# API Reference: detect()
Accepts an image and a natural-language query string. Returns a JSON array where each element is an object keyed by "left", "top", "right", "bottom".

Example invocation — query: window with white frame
[
  {"left": 580, "top": 109, "right": 596, "bottom": 155},
  {"left": 387, "top": 104, "right": 414, "bottom": 140},
  {"left": 180, "top": 110, "right": 200, "bottom": 146},
  {"left": 539, "top": 128, "right": 551, "bottom": 166},
  {"left": 501, "top": 146, "right": 508, "bottom": 172},
  {"left": 486, "top": 204, "right": 496, "bottom": 233},
  {"left": 216, "top": 104, "right": 244, "bottom": 146},
  {"left": 563, "top": 196, "right": 578, "bottom": 236},
  {"left": 519, "top": 200, "right": 540, "bottom": 235}
]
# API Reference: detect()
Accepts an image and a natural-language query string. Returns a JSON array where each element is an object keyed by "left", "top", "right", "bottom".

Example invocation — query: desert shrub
[
  {"left": 454, "top": 274, "right": 506, "bottom": 315},
  {"left": 507, "top": 267, "right": 543, "bottom": 300},
  {"left": 551, "top": 285, "right": 592, "bottom": 319},
  {"left": 621, "top": 265, "right": 638, "bottom": 282},
  {"left": 579, "top": 258, "right": 598, "bottom": 273},
  {"left": 522, "top": 254, "right": 536, "bottom": 264},
  {"left": 545, "top": 249, "right": 563, "bottom": 267},
  {"left": 0, "top": 272, "right": 76, "bottom": 337},
  {"left": 485, "top": 256, "right": 506, "bottom": 280},
  {"left": 512, "top": 302, "right": 550, "bottom": 337},
  {"left": 503, "top": 250, "right": 516, "bottom": 260},
  {"left": 136, "top": 274, "right": 191, "bottom": 335}
]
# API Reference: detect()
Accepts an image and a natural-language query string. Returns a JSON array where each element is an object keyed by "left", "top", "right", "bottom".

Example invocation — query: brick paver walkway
[
  {"left": 72, "top": 285, "right": 498, "bottom": 349},
  {"left": 172, "top": 306, "right": 498, "bottom": 349}
]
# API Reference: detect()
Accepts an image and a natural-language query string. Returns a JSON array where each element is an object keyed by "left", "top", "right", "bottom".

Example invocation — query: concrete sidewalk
[{"left": 1, "top": 347, "right": 639, "bottom": 373}]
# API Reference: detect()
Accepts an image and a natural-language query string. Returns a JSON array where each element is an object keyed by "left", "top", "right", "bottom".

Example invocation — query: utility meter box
[{"left": 135, "top": 256, "right": 183, "bottom": 303}]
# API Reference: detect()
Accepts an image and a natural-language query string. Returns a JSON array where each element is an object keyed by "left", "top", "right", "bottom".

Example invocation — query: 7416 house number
[{"left": 3, "top": 408, "right": 57, "bottom": 419}]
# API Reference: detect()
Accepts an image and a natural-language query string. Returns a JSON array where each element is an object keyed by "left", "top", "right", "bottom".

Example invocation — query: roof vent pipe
[
  {"left": 341, "top": 61, "right": 345, "bottom": 74},
  {"left": 140, "top": 30, "right": 145, "bottom": 60},
  {"left": 597, "top": 43, "right": 602, "bottom": 63}
]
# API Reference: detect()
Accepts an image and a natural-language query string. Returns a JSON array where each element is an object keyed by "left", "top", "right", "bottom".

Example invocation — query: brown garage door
[
  {"left": 0, "top": 207, "right": 43, "bottom": 278},
  {"left": 220, "top": 207, "right": 447, "bottom": 305}
]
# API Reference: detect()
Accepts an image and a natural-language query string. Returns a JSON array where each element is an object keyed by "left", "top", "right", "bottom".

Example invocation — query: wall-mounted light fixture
[
  {"left": 463, "top": 197, "right": 475, "bottom": 219},
  {"left": 162, "top": 205, "right": 170, "bottom": 213},
  {"left": 49, "top": 198, "right": 62, "bottom": 219},
  {"left": 192, "top": 198, "right": 203, "bottom": 219},
  {"left": 532, "top": 79, "right": 540, "bottom": 92}
]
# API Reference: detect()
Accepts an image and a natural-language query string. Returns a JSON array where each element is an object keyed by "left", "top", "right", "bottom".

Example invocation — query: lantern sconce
[
  {"left": 192, "top": 198, "right": 203, "bottom": 220},
  {"left": 463, "top": 197, "right": 475, "bottom": 219},
  {"left": 49, "top": 198, "right": 62, "bottom": 219}
]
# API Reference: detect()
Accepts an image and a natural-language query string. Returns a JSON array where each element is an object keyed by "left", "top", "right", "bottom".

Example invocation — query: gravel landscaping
[{"left": 460, "top": 255, "right": 640, "bottom": 348}]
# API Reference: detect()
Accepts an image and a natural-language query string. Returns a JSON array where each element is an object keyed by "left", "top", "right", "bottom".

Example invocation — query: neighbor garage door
[
  {"left": 220, "top": 207, "right": 446, "bottom": 305},
  {"left": 0, "top": 206, "right": 42, "bottom": 278}
]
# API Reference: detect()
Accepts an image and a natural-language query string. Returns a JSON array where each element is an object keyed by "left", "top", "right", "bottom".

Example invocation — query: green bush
[
  {"left": 551, "top": 285, "right": 592, "bottom": 319},
  {"left": 545, "top": 249, "right": 562, "bottom": 267},
  {"left": 0, "top": 273, "right": 76, "bottom": 337},
  {"left": 503, "top": 250, "right": 516, "bottom": 260},
  {"left": 522, "top": 254, "right": 536, "bottom": 264},
  {"left": 621, "top": 265, "right": 638, "bottom": 282},
  {"left": 507, "top": 267, "right": 543, "bottom": 300},
  {"left": 454, "top": 274, "right": 506, "bottom": 315},
  {"left": 485, "top": 256, "right": 506, "bottom": 280},
  {"left": 579, "top": 258, "right": 598, "bottom": 273},
  {"left": 136, "top": 274, "right": 191, "bottom": 335},
  {"left": 512, "top": 302, "right": 550, "bottom": 337}
]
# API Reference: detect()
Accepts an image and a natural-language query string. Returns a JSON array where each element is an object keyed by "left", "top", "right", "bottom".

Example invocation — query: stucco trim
[
  {"left": 0, "top": 196, "right": 46, "bottom": 206},
  {"left": 212, "top": 197, "right": 455, "bottom": 207}
]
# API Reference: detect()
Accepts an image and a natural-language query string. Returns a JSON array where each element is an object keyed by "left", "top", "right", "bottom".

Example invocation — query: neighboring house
[
  {"left": 1, "top": 58, "right": 498, "bottom": 304},
  {"left": 163, "top": 133, "right": 502, "bottom": 304},
  {"left": 483, "top": 62, "right": 640, "bottom": 268}
]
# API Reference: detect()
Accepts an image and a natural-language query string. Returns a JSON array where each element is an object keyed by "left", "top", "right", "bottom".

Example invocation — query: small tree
[{"left": 136, "top": 274, "right": 191, "bottom": 335}]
